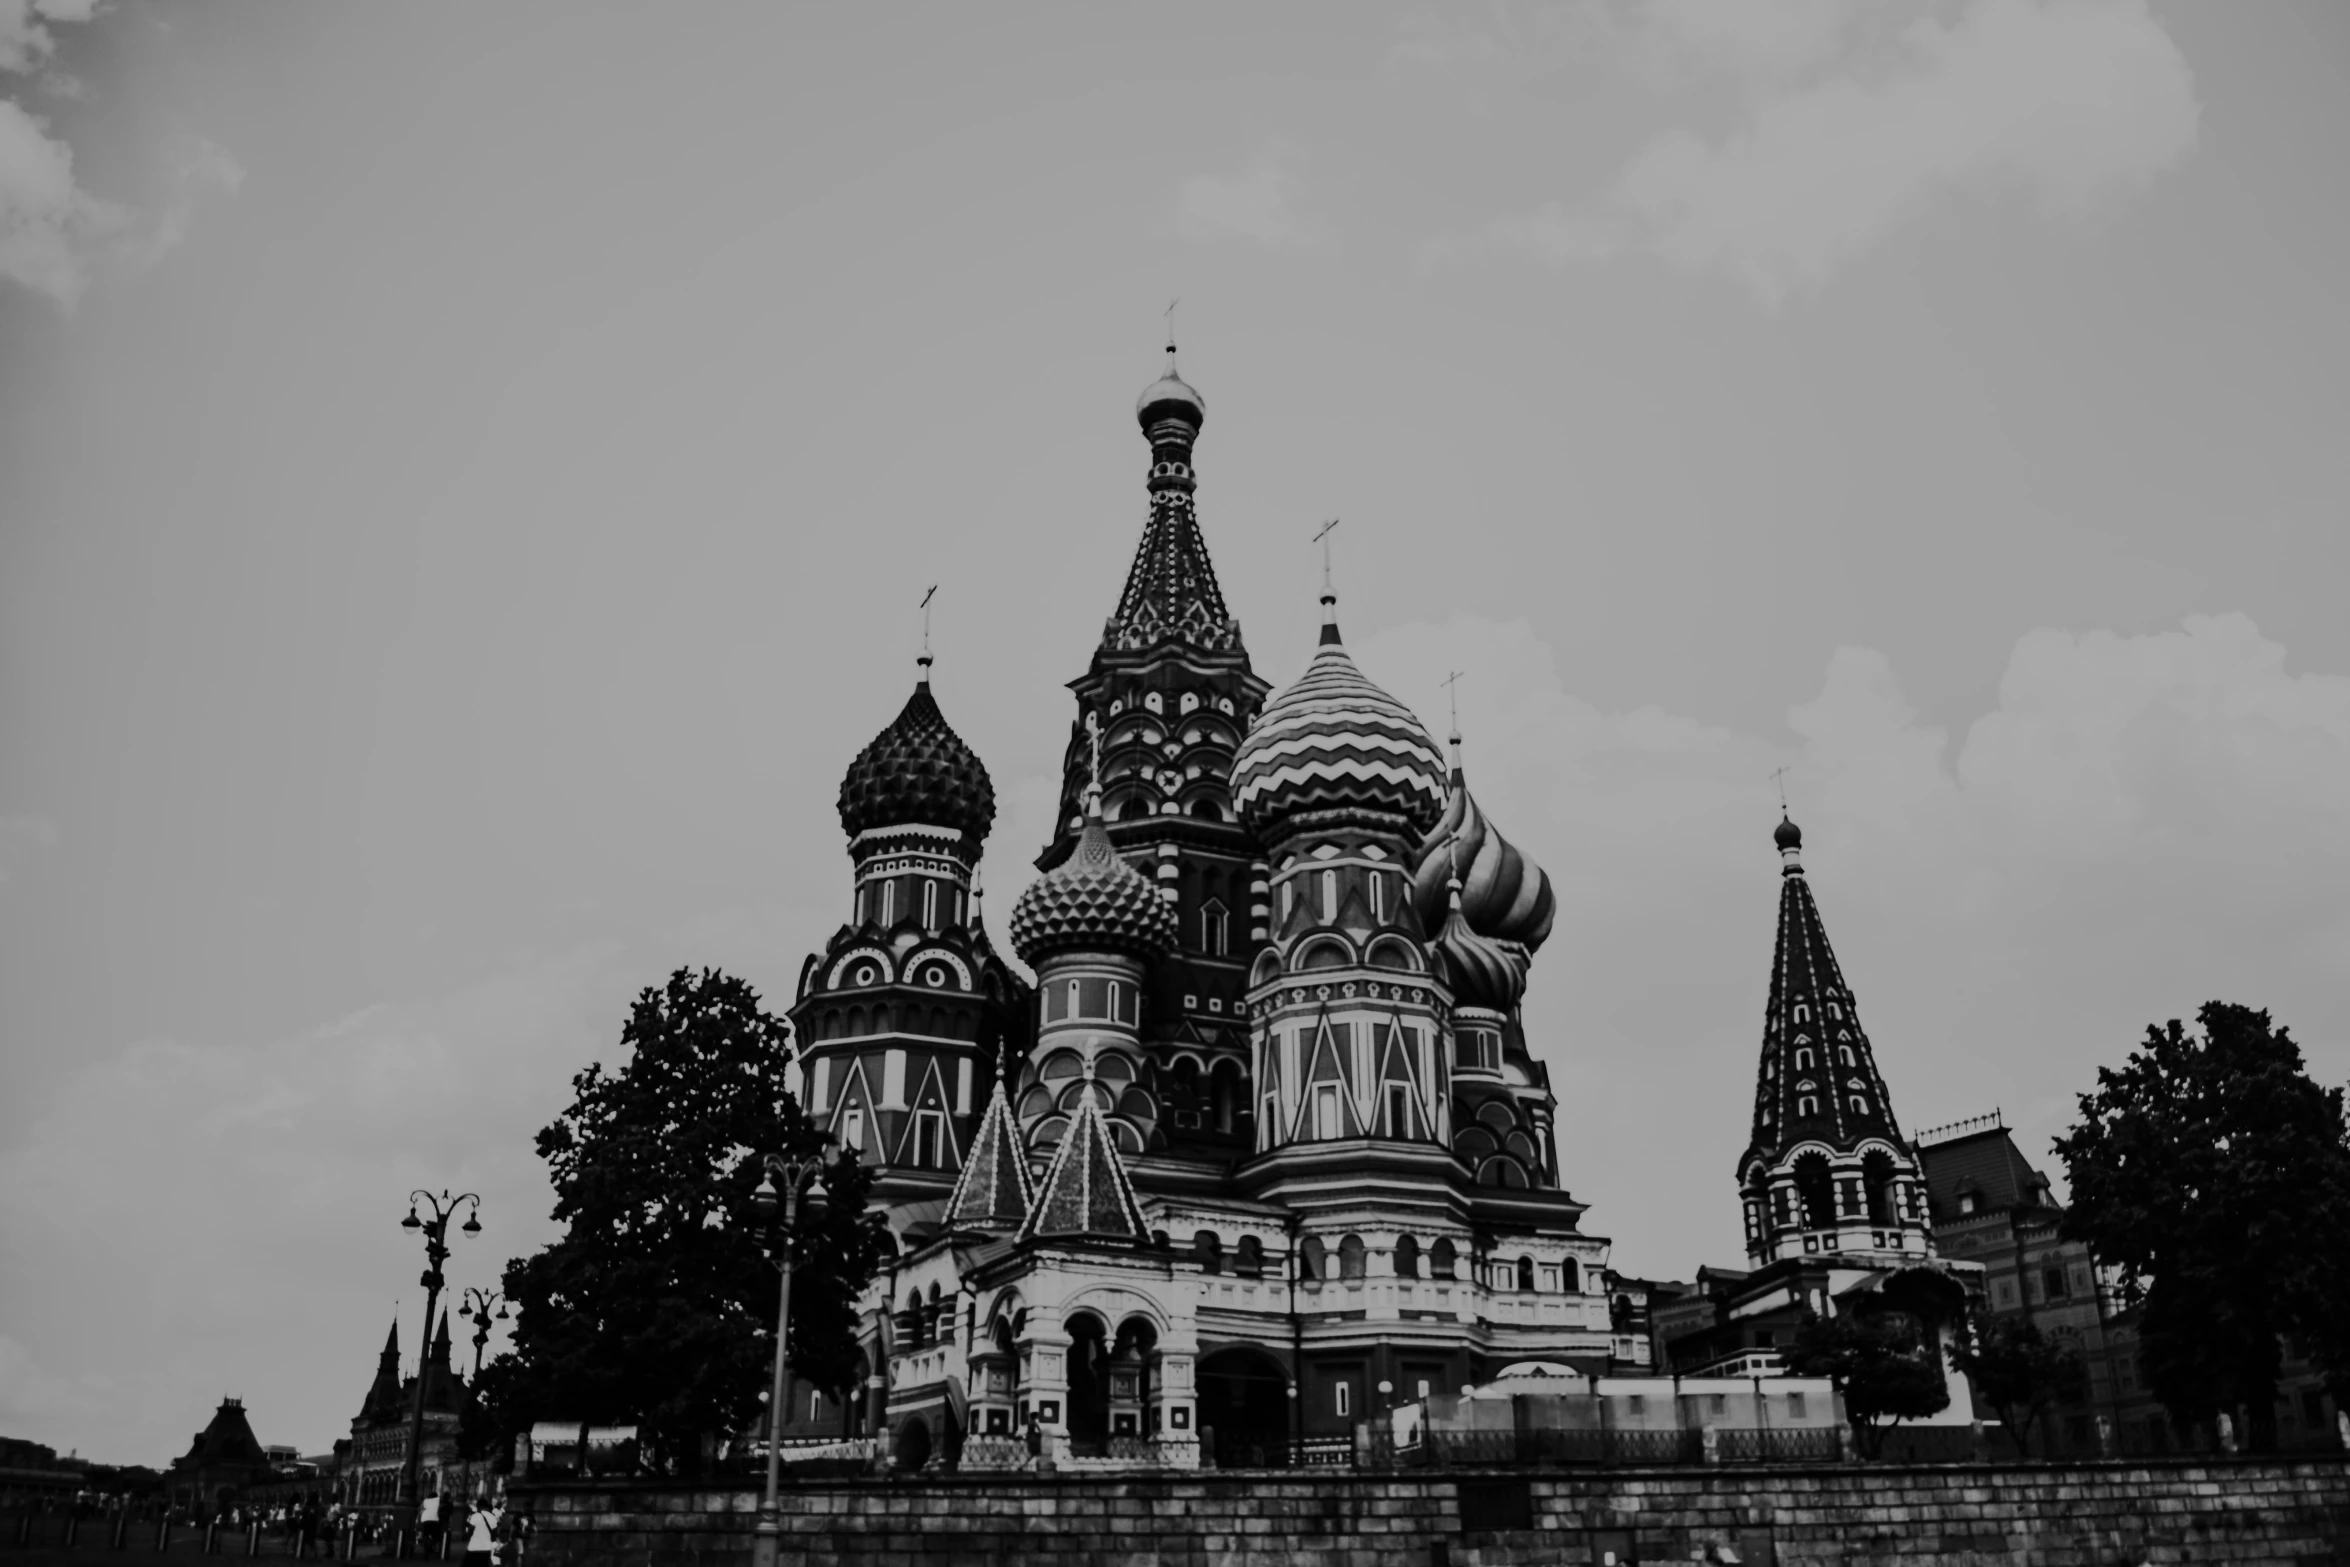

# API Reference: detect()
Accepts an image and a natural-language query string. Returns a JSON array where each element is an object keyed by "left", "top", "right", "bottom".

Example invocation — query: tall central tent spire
[{"left": 1105, "top": 338, "right": 1242, "bottom": 653}]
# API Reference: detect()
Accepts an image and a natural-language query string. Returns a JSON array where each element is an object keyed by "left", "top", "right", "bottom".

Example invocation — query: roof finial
[
  {"left": 1312, "top": 518, "right": 1342, "bottom": 645},
  {"left": 1445, "top": 832, "right": 1465, "bottom": 913},
  {"left": 1164, "top": 297, "right": 1180, "bottom": 371},
  {"left": 1441, "top": 669, "right": 1467, "bottom": 775},
  {"left": 1084, "top": 712, "right": 1106, "bottom": 818},
  {"left": 918, "top": 584, "right": 938, "bottom": 684},
  {"left": 1770, "top": 768, "right": 1804, "bottom": 871}
]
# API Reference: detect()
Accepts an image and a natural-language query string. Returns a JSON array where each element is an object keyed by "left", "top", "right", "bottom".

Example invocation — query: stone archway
[
  {"left": 893, "top": 1416, "right": 932, "bottom": 1473},
  {"left": 1064, "top": 1311, "right": 1112, "bottom": 1454}
]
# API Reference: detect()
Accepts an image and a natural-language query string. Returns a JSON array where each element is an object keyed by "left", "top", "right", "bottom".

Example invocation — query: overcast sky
[{"left": 3, "top": 1, "right": 2347, "bottom": 1466}]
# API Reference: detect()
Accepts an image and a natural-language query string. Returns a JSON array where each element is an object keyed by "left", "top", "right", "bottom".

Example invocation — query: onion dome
[
  {"left": 837, "top": 669, "right": 996, "bottom": 843},
  {"left": 1135, "top": 345, "right": 1205, "bottom": 432},
  {"left": 1231, "top": 629, "right": 1447, "bottom": 840},
  {"left": 1008, "top": 803, "right": 1176, "bottom": 965},
  {"left": 1774, "top": 814, "right": 1803, "bottom": 852},
  {"left": 1410, "top": 764, "right": 1555, "bottom": 952},
  {"left": 1432, "top": 882, "right": 1529, "bottom": 1012}
]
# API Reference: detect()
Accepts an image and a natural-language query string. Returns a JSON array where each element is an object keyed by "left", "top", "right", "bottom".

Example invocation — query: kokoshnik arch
[{"left": 777, "top": 344, "right": 1973, "bottom": 1468}]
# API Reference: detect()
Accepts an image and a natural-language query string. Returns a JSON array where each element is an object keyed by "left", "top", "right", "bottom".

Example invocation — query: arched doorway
[
  {"left": 1064, "top": 1311, "right": 1111, "bottom": 1454},
  {"left": 894, "top": 1416, "right": 932, "bottom": 1472},
  {"left": 1197, "top": 1346, "right": 1291, "bottom": 1468}
]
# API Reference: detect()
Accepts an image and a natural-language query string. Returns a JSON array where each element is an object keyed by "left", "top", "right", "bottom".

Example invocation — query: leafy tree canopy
[
  {"left": 467, "top": 967, "right": 888, "bottom": 1475},
  {"left": 2053, "top": 1002, "right": 2350, "bottom": 1449},
  {"left": 1946, "top": 1317, "right": 2085, "bottom": 1457},
  {"left": 1787, "top": 1309, "right": 1950, "bottom": 1457}
]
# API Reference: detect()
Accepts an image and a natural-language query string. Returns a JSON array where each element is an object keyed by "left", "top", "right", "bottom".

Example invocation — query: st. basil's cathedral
[{"left": 776, "top": 346, "right": 1963, "bottom": 1469}]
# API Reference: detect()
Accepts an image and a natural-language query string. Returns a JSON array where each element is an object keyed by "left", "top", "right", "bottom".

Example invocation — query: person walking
[
  {"left": 461, "top": 1499, "right": 504, "bottom": 1567},
  {"left": 1022, "top": 1414, "right": 1043, "bottom": 1472},
  {"left": 419, "top": 1489, "right": 444, "bottom": 1558}
]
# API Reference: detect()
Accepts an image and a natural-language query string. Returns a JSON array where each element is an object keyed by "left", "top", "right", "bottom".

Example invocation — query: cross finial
[
  {"left": 1441, "top": 669, "right": 1467, "bottom": 747},
  {"left": 1770, "top": 765, "right": 1792, "bottom": 813},
  {"left": 1165, "top": 297, "right": 1179, "bottom": 350},
  {"left": 918, "top": 585, "right": 938, "bottom": 680}
]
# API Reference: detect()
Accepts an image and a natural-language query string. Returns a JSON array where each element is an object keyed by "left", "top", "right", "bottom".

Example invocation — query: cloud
[
  {"left": 1173, "top": 153, "right": 1322, "bottom": 249},
  {"left": 0, "top": 0, "right": 95, "bottom": 76},
  {"left": 1, "top": 7, "right": 241, "bottom": 309},
  {"left": 0, "top": 96, "right": 123, "bottom": 308},
  {"left": 0, "top": 904, "right": 821, "bottom": 1462},
  {"left": 1451, "top": 0, "right": 2199, "bottom": 303},
  {"left": 1350, "top": 610, "right": 2350, "bottom": 1275}
]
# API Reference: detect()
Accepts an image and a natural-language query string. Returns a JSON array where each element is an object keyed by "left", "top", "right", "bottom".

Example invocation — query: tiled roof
[{"left": 1915, "top": 1126, "right": 2052, "bottom": 1221}]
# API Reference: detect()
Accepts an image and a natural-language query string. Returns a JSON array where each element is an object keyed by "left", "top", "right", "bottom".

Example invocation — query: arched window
[
  {"left": 1838, "top": 1045, "right": 1856, "bottom": 1066},
  {"left": 1338, "top": 1234, "right": 1366, "bottom": 1280},
  {"left": 1850, "top": 1094, "right": 1869, "bottom": 1116},
  {"left": 1562, "top": 1257, "right": 1581, "bottom": 1293},
  {"left": 1515, "top": 1256, "right": 1536, "bottom": 1292},
  {"left": 1234, "top": 1234, "right": 1264, "bottom": 1278},
  {"left": 1429, "top": 1237, "right": 1458, "bottom": 1280},
  {"left": 1201, "top": 900, "right": 1229, "bottom": 956},
  {"left": 1798, "top": 1096, "right": 1818, "bottom": 1118},
  {"left": 1794, "top": 1152, "right": 1835, "bottom": 1229},
  {"left": 1862, "top": 1149, "right": 1898, "bottom": 1226},
  {"left": 1192, "top": 1230, "right": 1222, "bottom": 1275},
  {"left": 1794, "top": 1003, "right": 1810, "bottom": 1023},
  {"left": 1795, "top": 1047, "right": 1814, "bottom": 1070},
  {"left": 880, "top": 880, "right": 896, "bottom": 926},
  {"left": 1369, "top": 872, "right": 1385, "bottom": 923},
  {"left": 1321, "top": 869, "right": 1338, "bottom": 922},
  {"left": 922, "top": 878, "right": 938, "bottom": 931},
  {"left": 1393, "top": 1235, "right": 1420, "bottom": 1279},
  {"left": 1299, "top": 1235, "right": 1327, "bottom": 1282}
]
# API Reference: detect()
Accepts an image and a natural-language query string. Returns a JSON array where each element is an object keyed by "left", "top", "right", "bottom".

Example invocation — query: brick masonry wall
[{"left": 512, "top": 1458, "right": 2350, "bottom": 1567}]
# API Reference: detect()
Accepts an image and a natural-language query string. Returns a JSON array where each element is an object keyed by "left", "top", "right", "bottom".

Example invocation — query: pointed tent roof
[
  {"left": 358, "top": 1318, "right": 405, "bottom": 1422},
  {"left": 1745, "top": 815, "right": 1907, "bottom": 1170},
  {"left": 941, "top": 1078, "right": 1034, "bottom": 1232},
  {"left": 1017, "top": 1078, "right": 1147, "bottom": 1245},
  {"left": 1104, "top": 346, "right": 1244, "bottom": 655}
]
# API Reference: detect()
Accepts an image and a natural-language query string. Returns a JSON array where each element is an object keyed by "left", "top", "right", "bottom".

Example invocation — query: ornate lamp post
[
  {"left": 397, "top": 1189, "right": 480, "bottom": 1552},
  {"left": 745, "top": 1143, "right": 835, "bottom": 1567},
  {"left": 461, "top": 1288, "right": 508, "bottom": 1382}
]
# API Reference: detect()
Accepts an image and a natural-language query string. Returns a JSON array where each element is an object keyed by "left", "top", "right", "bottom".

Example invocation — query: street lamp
[
  {"left": 396, "top": 1189, "right": 480, "bottom": 1552},
  {"left": 744, "top": 1142, "right": 837, "bottom": 1567},
  {"left": 461, "top": 1287, "right": 509, "bottom": 1382}
]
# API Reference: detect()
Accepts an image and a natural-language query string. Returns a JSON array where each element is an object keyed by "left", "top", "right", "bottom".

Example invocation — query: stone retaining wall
[{"left": 513, "top": 1457, "right": 2350, "bottom": 1567}]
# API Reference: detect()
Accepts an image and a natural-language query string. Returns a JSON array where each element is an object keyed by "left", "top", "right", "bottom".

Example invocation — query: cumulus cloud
[
  {"left": 0, "top": 97, "right": 123, "bottom": 307},
  {"left": 0, "top": 0, "right": 95, "bottom": 76},
  {"left": 1, "top": 6, "right": 241, "bottom": 309},
  {"left": 1448, "top": 0, "right": 2200, "bottom": 303},
  {"left": 1173, "top": 153, "right": 1322, "bottom": 249},
  {"left": 1352, "top": 610, "right": 2350, "bottom": 1274}
]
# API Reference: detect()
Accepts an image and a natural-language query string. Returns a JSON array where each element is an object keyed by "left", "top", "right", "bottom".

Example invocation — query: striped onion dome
[
  {"left": 1231, "top": 629, "right": 1447, "bottom": 840},
  {"left": 1432, "top": 885, "right": 1529, "bottom": 1012},
  {"left": 1007, "top": 805, "right": 1175, "bottom": 965},
  {"left": 1409, "top": 764, "right": 1555, "bottom": 952}
]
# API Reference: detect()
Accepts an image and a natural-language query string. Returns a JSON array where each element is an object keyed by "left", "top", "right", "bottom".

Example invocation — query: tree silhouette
[
  {"left": 2055, "top": 1002, "right": 2350, "bottom": 1450},
  {"left": 468, "top": 967, "right": 888, "bottom": 1475},
  {"left": 1947, "top": 1316, "right": 2085, "bottom": 1456}
]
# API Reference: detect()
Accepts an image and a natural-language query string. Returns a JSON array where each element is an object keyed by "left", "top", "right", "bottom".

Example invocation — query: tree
[
  {"left": 1946, "top": 1317, "right": 2085, "bottom": 1457},
  {"left": 1787, "top": 1310, "right": 1950, "bottom": 1458},
  {"left": 469, "top": 967, "right": 889, "bottom": 1476},
  {"left": 2054, "top": 1002, "right": 2350, "bottom": 1451}
]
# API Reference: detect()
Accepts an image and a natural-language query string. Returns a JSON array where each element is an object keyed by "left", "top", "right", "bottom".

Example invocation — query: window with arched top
[
  {"left": 1515, "top": 1256, "right": 1536, "bottom": 1292},
  {"left": 1429, "top": 1237, "right": 1458, "bottom": 1280},
  {"left": 1838, "top": 1045, "right": 1855, "bottom": 1066},
  {"left": 1234, "top": 1234, "right": 1264, "bottom": 1278},
  {"left": 1299, "top": 1235, "right": 1327, "bottom": 1282},
  {"left": 922, "top": 878, "right": 938, "bottom": 931},
  {"left": 1321, "top": 868, "right": 1338, "bottom": 922},
  {"left": 1192, "top": 1230, "right": 1222, "bottom": 1275},
  {"left": 1393, "top": 1235, "right": 1420, "bottom": 1279},
  {"left": 1850, "top": 1094, "right": 1868, "bottom": 1115},
  {"left": 1798, "top": 1096, "right": 1818, "bottom": 1118},
  {"left": 1338, "top": 1234, "right": 1366, "bottom": 1280},
  {"left": 1794, "top": 1003, "right": 1810, "bottom": 1022},
  {"left": 1201, "top": 900, "right": 1229, "bottom": 956},
  {"left": 1795, "top": 1048, "right": 1814, "bottom": 1070},
  {"left": 1562, "top": 1257, "right": 1581, "bottom": 1293}
]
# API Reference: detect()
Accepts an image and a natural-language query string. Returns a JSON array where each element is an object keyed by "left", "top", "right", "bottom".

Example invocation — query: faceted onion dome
[
  {"left": 1135, "top": 356, "right": 1205, "bottom": 431},
  {"left": 1231, "top": 639, "right": 1447, "bottom": 839},
  {"left": 1432, "top": 895, "right": 1529, "bottom": 1012},
  {"left": 1008, "top": 808, "right": 1176, "bottom": 965},
  {"left": 837, "top": 675, "right": 996, "bottom": 842},
  {"left": 1409, "top": 771, "right": 1556, "bottom": 951}
]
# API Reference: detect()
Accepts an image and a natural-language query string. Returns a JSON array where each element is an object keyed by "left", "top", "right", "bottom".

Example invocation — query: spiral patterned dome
[
  {"left": 837, "top": 675, "right": 996, "bottom": 843},
  {"left": 1432, "top": 898, "right": 1529, "bottom": 1012},
  {"left": 1231, "top": 635, "right": 1447, "bottom": 839},
  {"left": 1409, "top": 767, "right": 1555, "bottom": 952},
  {"left": 1008, "top": 808, "right": 1176, "bottom": 965}
]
